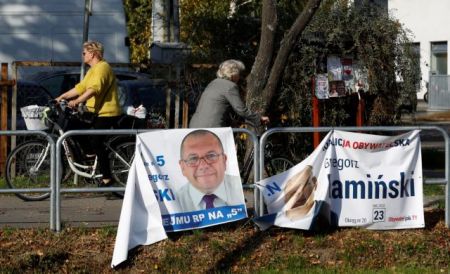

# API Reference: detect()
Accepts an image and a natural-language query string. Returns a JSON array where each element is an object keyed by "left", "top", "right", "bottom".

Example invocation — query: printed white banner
[
  {"left": 140, "top": 128, "right": 246, "bottom": 231},
  {"left": 255, "top": 130, "right": 424, "bottom": 230},
  {"left": 111, "top": 147, "right": 167, "bottom": 268},
  {"left": 112, "top": 128, "right": 246, "bottom": 267}
]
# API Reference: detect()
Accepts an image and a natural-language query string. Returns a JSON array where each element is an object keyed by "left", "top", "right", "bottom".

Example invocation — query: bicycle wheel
[
  {"left": 265, "top": 157, "right": 294, "bottom": 177},
  {"left": 5, "top": 141, "right": 51, "bottom": 201},
  {"left": 109, "top": 141, "right": 135, "bottom": 197}
]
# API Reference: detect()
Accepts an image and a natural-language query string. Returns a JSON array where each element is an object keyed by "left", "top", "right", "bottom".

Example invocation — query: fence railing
[
  {"left": 0, "top": 130, "right": 56, "bottom": 229},
  {"left": 1, "top": 126, "right": 449, "bottom": 231}
]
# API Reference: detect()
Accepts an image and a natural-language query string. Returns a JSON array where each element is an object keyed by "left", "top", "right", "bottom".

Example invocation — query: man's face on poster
[{"left": 179, "top": 133, "right": 227, "bottom": 194}]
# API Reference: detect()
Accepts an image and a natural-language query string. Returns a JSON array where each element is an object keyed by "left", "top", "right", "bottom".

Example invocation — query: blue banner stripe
[{"left": 162, "top": 204, "right": 247, "bottom": 232}]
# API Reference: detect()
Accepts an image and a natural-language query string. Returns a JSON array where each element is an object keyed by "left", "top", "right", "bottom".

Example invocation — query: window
[
  {"left": 430, "top": 41, "right": 447, "bottom": 75},
  {"left": 39, "top": 74, "right": 79, "bottom": 98}
]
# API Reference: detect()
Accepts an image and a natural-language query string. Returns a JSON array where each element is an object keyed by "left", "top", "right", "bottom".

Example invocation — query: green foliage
[
  {"left": 180, "top": 0, "right": 261, "bottom": 66},
  {"left": 122, "top": 1, "right": 419, "bottom": 143},
  {"left": 281, "top": 0, "right": 419, "bottom": 127},
  {"left": 179, "top": 0, "right": 309, "bottom": 65},
  {"left": 275, "top": 0, "right": 419, "bottom": 156},
  {"left": 122, "top": 0, "right": 152, "bottom": 64}
]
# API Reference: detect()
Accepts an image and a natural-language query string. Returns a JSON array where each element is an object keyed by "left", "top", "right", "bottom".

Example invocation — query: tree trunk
[
  {"left": 245, "top": 0, "right": 277, "bottom": 113},
  {"left": 246, "top": 0, "right": 323, "bottom": 114},
  {"left": 262, "top": 0, "right": 322, "bottom": 112}
]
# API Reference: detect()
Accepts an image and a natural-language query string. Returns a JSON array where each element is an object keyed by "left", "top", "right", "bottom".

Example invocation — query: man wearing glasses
[{"left": 176, "top": 129, "right": 244, "bottom": 212}]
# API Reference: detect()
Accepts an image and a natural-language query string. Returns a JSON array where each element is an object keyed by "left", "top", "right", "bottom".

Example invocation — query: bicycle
[
  {"left": 5, "top": 100, "right": 135, "bottom": 201},
  {"left": 235, "top": 122, "right": 294, "bottom": 184}
]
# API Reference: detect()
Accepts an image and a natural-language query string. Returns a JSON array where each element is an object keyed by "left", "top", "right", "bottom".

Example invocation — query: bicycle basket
[{"left": 20, "top": 105, "right": 48, "bottom": 130}]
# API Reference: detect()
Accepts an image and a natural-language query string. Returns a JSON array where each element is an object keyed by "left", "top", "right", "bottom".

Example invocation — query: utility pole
[
  {"left": 151, "top": 0, "right": 170, "bottom": 43},
  {"left": 80, "top": 0, "right": 92, "bottom": 80},
  {"left": 151, "top": 0, "right": 187, "bottom": 129}
]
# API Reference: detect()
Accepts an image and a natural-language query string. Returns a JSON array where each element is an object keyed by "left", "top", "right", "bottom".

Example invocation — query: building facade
[{"left": 388, "top": 0, "right": 449, "bottom": 100}]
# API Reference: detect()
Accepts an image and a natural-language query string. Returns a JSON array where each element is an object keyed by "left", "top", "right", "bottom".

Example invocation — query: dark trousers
[{"left": 92, "top": 116, "right": 120, "bottom": 180}]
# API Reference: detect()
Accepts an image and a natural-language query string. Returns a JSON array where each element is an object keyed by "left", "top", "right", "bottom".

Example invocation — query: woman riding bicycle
[
  {"left": 189, "top": 59, "right": 269, "bottom": 128},
  {"left": 56, "top": 40, "right": 122, "bottom": 187}
]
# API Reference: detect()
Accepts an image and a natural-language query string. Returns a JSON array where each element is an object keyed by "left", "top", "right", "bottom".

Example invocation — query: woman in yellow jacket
[{"left": 57, "top": 41, "right": 122, "bottom": 187}]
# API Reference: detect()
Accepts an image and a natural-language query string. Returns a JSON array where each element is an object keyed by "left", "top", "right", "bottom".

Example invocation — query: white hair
[{"left": 216, "top": 59, "right": 245, "bottom": 80}]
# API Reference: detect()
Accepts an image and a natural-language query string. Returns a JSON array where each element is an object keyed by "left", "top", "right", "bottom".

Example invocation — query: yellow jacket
[{"left": 75, "top": 60, "right": 122, "bottom": 117}]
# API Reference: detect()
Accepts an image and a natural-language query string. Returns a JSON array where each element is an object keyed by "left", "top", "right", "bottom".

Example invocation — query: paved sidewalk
[
  {"left": 0, "top": 190, "right": 257, "bottom": 229},
  {"left": 0, "top": 194, "right": 123, "bottom": 229},
  {"left": 0, "top": 191, "right": 444, "bottom": 229}
]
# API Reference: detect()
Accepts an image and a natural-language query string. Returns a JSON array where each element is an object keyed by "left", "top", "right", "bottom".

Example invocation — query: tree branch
[{"left": 262, "top": 0, "right": 323, "bottom": 112}]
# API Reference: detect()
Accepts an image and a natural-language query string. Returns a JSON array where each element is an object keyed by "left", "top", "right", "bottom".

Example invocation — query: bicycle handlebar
[{"left": 44, "top": 99, "right": 84, "bottom": 131}]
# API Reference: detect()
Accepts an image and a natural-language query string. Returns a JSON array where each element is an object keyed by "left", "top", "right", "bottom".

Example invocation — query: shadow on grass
[
  {"left": 112, "top": 209, "right": 445, "bottom": 271},
  {"left": 206, "top": 226, "right": 265, "bottom": 273},
  {"left": 206, "top": 219, "right": 337, "bottom": 272},
  {"left": 424, "top": 208, "right": 445, "bottom": 229}
]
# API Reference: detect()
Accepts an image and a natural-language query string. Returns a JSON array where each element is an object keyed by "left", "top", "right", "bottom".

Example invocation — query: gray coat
[{"left": 189, "top": 78, "right": 260, "bottom": 128}]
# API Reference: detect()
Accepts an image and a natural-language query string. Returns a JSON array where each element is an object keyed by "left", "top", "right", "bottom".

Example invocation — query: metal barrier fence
[
  {"left": 259, "top": 126, "right": 450, "bottom": 227},
  {"left": 1, "top": 126, "right": 449, "bottom": 230},
  {"left": 0, "top": 130, "right": 56, "bottom": 230}
]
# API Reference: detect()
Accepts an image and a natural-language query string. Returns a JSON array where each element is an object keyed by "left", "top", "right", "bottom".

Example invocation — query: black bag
[
  {"left": 78, "top": 110, "right": 98, "bottom": 125},
  {"left": 75, "top": 102, "right": 99, "bottom": 125}
]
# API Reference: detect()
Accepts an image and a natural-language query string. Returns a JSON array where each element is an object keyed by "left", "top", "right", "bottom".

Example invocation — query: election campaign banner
[
  {"left": 112, "top": 128, "right": 247, "bottom": 267},
  {"left": 315, "top": 74, "right": 329, "bottom": 99},
  {"left": 142, "top": 128, "right": 247, "bottom": 231},
  {"left": 254, "top": 130, "right": 424, "bottom": 231},
  {"left": 111, "top": 148, "right": 168, "bottom": 267}
]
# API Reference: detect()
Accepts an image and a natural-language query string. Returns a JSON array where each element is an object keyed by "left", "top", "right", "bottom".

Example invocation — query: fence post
[
  {"left": 356, "top": 93, "right": 365, "bottom": 126},
  {"left": 0, "top": 63, "right": 15, "bottom": 174},
  {"left": 311, "top": 76, "right": 320, "bottom": 148}
]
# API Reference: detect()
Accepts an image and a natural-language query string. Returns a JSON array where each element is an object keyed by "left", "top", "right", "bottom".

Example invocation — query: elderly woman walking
[{"left": 189, "top": 59, "right": 269, "bottom": 128}]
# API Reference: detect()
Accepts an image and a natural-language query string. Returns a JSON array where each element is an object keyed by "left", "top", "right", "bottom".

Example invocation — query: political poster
[
  {"left": 111, "top": 147, "right": 168, "bottom": 267},
  {"left": 315, "top": 74, "right": 329, "bottom": 99},
  {"left": 254, "top": 130, "right": 424, "bottom": 231},
  {"left": 112, "top": 128, "right": 246, "bottom": 267},
  {"left": 143, "top": 128, "right": 246, "bottom": 231},
  {"left": 341, "top": 58, "right": 353, "bottom": 81},
  {"left": 353, "top": 63, "right": 369, "bottom": 92},
  {"left": 327, "top": 55, "right": 343, "bottom": 81}
]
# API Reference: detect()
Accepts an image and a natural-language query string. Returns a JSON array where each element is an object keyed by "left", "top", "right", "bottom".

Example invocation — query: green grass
[
  {"left": 1, "top": 213, "right": 449, "bottom": 273},
  {"left": 423, "top": 184, "right": 445, "bottom": 196}
]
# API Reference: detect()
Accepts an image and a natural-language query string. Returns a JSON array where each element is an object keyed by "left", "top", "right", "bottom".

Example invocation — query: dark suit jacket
[{"left": 189, "top": 78, "right": 260, "bottom": 128}]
